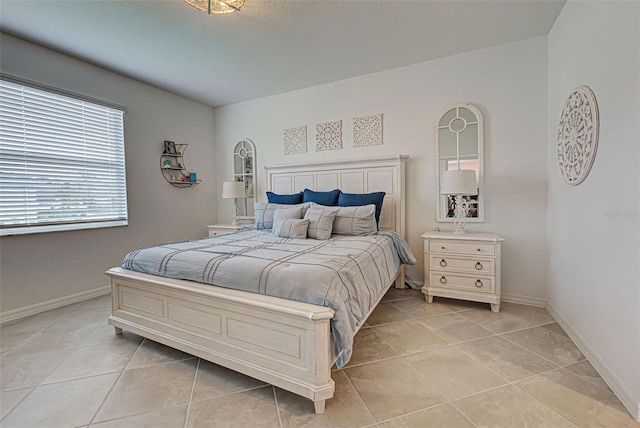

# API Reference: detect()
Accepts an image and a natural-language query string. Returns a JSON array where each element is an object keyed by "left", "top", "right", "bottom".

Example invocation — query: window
[{"left": 0, "top": 76, "right": 127, "bottom": 236}]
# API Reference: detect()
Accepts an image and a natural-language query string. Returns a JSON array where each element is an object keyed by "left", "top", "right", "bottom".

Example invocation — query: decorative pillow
[
  {"left": 309, "top": 202, "right": 376, "bottom": 236},
  {"left": 304, "top": 208, "right": 337, "bottom": 240},
  {"left": 338, "top": 191, "right": 386, "bottom": 227},
  {"left": 272, "top": 218, "right": 309, "bottom": 239},
  {"left": 271, "top": 206, "right": 303, "bottom": 233},
  {"left": 266, "top": 191, "right": 303, "bottom": 205},
  {"left": 302, "top": 188, "right": 341, "bottom": 206},
  {"left": 254, "top": 202, "right": 308, "bottom": 230}
]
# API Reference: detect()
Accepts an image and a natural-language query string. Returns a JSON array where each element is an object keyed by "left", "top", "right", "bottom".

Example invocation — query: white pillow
[
  {"left": 272, "top": 218, "right": 309, "bottom": 239},
  {"left": 271, "top": 206, "right": 304, "bottom": 233},
  {"left": 309, "top": 202, "right": 377, "bottom": 236},
  {"left": 254, "top": 202, "right": 308, "bottom": 230},
  {"left": 304, "top": 208, "right": 337, "bottom": 240}
]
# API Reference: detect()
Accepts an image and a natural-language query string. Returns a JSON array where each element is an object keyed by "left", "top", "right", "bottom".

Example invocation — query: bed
[{"left": 106, "top": 155, "right": 409, "bottom": 414}]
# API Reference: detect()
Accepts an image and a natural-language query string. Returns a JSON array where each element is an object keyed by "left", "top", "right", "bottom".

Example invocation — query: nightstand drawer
[
  {"left": 428, "top": 240, "right": 495, "bottom": 257},
  {"left": 429, "top": 255, "right": 495, "bottom": 274},
  {"left": 430, "top": 273, "right": 495, "bottom": 294}
]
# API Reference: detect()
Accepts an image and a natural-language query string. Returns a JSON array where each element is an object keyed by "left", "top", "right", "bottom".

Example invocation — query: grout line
[
  {"left": 513, "top": 383, "right": 580, "bottom": 427},
  {"left": 448, "top": 401, "right": 479, "bottom": 427},
  {"left": 183, "top": 357, "right": 200, "bottom": 428},
  {"left": 0, "top": 386, "right": 36, "bottom": 423},
  {"left": 272, "top": 385, "right": 284, "bottom": 428},
  {"left": 341, "top": 369, "right": 377, "bottom": 425},
  {"left": 87, "top": 336, "right": 145, "bottom": 426}
]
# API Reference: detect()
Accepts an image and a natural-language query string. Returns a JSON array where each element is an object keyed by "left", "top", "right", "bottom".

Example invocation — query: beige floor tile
[
  {"left": 373, "top": 320, "right": 446, "bottom": 354},
  {"left": 0, "top": 329, "right": 36, "bottom": 355},
  {"left": 94, "top": 358, "right": 197, "bottom": 422},
  {"left": 15, "top": 323, "right": 99, "bottom": 354},
  {"left": 500, "top": 302, "right": 555, "bottom": 324},
  {"left": 0, "top": 387, "right": 33, "bottom": 419},
  {"left": 90, "top": 404, "right": 188, "bottom": 428},
  {"left": 344, "top": 358, "right": 447, "bottom": 421},
  {"left": 453, "top": 384, "right": 575, "bottom": 428},
  {"left": 379, "top": 403, "right": 473, "bottom": 427},
  {"left": 456, "top": 335, "right": 558, "bottom": 381},
  {"left": 0, "top": 306, "right": 70, "bottom": 335},
  {"left": 43, "top": 335, "right": 142, "bottom": 383},
  {"left": 381, "top": 287, "right": 421, "bottom": 302},
  {"left": 404, "top": 346, "right": 507, "bottom": 401},
  {"left": 191, "top": 359, "right": 266, "bottom": 402},
  {"left": 389, "top": 297, "right": 453, "bottom": 318},
  {"left": 564, "top": 360, "right": 611, "bottom": 391},
  {"left": 416, "top": 312, "right": 493, "bottom": 343},
  {"left": 1, "top": 372, "right": 118, "bottom": 428},
  {"left": 275, "top": 370, "right": 374, "bottom": 428},
  {"left": 186, "top": 386, "right": 280, "bottom": 428},
  {"left": 0, "top": 346, "right": 72, "bottom": 390},
  {"left": 366, "top": 302, "right": 412, "bottom": 326},
  {"left": 126, "top": 338, "right": 195, "bottom": 370},
  {"left": 517, "top": 368, "right": 638, "bottom": 427},
  {"left": 502, "top": 324, "right": 584, "bottom": 366},
  {"left": 48, "top": 305, "right": 112, "bottom": 329},
  {"left": 344, "top": 328, "right": 399, "bottom": 368},
  {"left": 83, "top": 319, "right": 141, "bottom": 346},
  {"left": 458, "top": 307, "right": 543, "bottom": 334}
]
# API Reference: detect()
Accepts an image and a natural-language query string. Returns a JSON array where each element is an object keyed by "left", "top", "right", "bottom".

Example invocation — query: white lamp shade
[
  {"left": 222, "top": 181, "right": 246, "bottom": 199},
  {"left": 440, "top": 170, "right": 478, "bottom": 196}
]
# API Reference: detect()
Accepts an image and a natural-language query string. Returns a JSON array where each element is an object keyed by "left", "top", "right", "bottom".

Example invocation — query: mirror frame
[
  {"left": 435, "top": 103, "right": 485, "bottom": 223},
  {"left": 233, "top": 138, "right": 256, "bottom": 220}
]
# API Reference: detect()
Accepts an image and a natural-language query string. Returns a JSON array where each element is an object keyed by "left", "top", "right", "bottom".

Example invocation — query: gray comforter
[{"left": 122, "top": 230, "right": 416, "bottom": 367}]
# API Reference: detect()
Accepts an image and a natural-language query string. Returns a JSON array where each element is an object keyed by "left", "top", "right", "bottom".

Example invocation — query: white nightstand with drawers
[
  {"left": 422, "top": 231, "right": 504, "bottom": 312},
  {"left": 207, "top": 224, "right": 243, "bottom": 237}
]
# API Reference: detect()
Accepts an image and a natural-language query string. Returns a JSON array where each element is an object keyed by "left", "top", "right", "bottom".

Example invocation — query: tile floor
[{"left": 1, "top": 289, "right": 638, "bottom": 428}]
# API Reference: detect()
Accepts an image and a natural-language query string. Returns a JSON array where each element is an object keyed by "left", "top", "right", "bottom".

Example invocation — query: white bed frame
[{"left": 106, "top": 155, "right": 408, "bottom": 414}]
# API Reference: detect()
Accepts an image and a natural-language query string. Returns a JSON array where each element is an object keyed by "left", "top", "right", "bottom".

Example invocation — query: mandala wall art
[
  {"left": 557, "top": 86, "right": 599, "bottom": 185},
  {"left": 353, "top": 113, "right": 383, "bottom": 147},
  {"left": 315, "top": 120, "right": 342, "bottom": 151},
  {"left": 283, "top": 125, "right": 307, "bottom": 155}
]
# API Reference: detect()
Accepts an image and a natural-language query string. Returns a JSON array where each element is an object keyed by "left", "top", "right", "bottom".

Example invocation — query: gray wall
[{"left": 0, "top": 34, "right": 217, "bottom": 313}]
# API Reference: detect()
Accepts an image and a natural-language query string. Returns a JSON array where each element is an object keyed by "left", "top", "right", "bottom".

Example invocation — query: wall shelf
[{"left": 160, "top": 143, "right": 202, "bottom": 187}]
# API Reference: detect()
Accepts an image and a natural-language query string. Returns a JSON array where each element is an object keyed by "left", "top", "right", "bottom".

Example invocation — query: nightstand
[
  {"left": 207, "top": 224, "right": 243, "bottom": 237},
  {"left": 422, "top": 231, "right": 504, "bottom": 312}
]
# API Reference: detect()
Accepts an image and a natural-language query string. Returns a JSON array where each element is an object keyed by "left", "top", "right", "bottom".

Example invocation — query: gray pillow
[
  {"left": 272, "top": 218, "right": 309, "bottom": 239},
  {"left": 304, "top": 208, "right": 337, "bottom": 240},
  {"left": 254, "top": 202, "right": 308, "bottom": 230},
  {"left": 309, "top": 202, "right": 377, "bottom": 236}
]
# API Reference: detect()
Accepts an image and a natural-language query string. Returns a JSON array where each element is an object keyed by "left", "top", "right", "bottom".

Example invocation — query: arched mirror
[
  {"left": 233, "top": 139, "right": 256, "bottom": 219},
  {"left": 436, "top": 104, "right": 484, "bottom": 222}
]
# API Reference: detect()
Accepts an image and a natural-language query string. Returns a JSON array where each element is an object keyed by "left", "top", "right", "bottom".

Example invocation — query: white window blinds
[{"left": 0, "top": 77, "right": 128, "bottom": 236}]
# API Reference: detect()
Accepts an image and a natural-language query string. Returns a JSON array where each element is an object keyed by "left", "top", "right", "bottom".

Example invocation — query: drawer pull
[
  {"left": 440, "top": 259, "right": 447, "bottom": 267},
  {"left": 475, "top": 280, "right": 483, "bottom": 288},
  {"left": 477, "top": 248, "right": 482, "bottom": 252},
  {"left": 441, "top": 246, "right": 446, "bottom": 250},
  {"left": 440, "top": 276, "right": 447, "bottom": 284},
  {"left": 475, "top": 261, "right": 483, "bottom": 270}
]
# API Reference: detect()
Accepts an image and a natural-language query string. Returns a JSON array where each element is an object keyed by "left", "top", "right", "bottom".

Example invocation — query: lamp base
[
  {"left": 231, "top": 218, "right": 240, "bottom": 226},
  {"left": 453, "top": 226, "right": 468, "bottom": 235}
]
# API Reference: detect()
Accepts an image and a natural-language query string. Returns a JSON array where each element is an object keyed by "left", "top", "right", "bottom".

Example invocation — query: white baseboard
[
  {"left": 501, "top": 292, "right": 546, "bottom": 308},
  {"left": 547, "top": 301, "right": 640, "bottom": 422},
  {"left": 0, "top": 286, "right": 111, "bottom": 324}
]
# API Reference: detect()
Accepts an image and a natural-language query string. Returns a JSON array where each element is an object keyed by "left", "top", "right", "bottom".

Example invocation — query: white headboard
[{"left": 265, "top": 155, "right": 408, "bottom": 237}]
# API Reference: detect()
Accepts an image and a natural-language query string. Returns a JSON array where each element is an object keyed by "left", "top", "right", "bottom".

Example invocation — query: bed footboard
[{"left": 106, "top": 267, "right": 335, "bottom": 414}]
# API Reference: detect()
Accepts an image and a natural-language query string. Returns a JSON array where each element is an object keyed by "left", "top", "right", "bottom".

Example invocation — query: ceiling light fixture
[{"left": 184, "top": 0, "right": 244, "bottom": 15}]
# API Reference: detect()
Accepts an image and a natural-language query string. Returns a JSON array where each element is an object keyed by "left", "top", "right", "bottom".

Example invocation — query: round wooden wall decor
[{"left": 557, "top": 85, "right": 600, "bottom": 185}]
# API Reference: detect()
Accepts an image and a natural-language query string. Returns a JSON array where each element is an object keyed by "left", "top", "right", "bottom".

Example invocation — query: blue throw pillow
[
  {"left": 338, "top": 191, "right": 386, "bottom": 225},
  {"left": 266, "top": 191, "right": 303, "bottom": 205},
  {"left": 302, "top": 189, "right": 341, "bottom": 206}
]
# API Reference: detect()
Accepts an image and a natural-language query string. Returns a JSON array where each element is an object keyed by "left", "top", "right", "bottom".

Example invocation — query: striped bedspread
[{"left": 121, "top": 230, "right": 416, "bottom": 367}]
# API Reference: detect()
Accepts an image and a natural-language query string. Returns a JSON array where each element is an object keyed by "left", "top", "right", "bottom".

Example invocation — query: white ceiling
[{"left": 0, "top": 0, "right": 565, "bottom": 108}]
